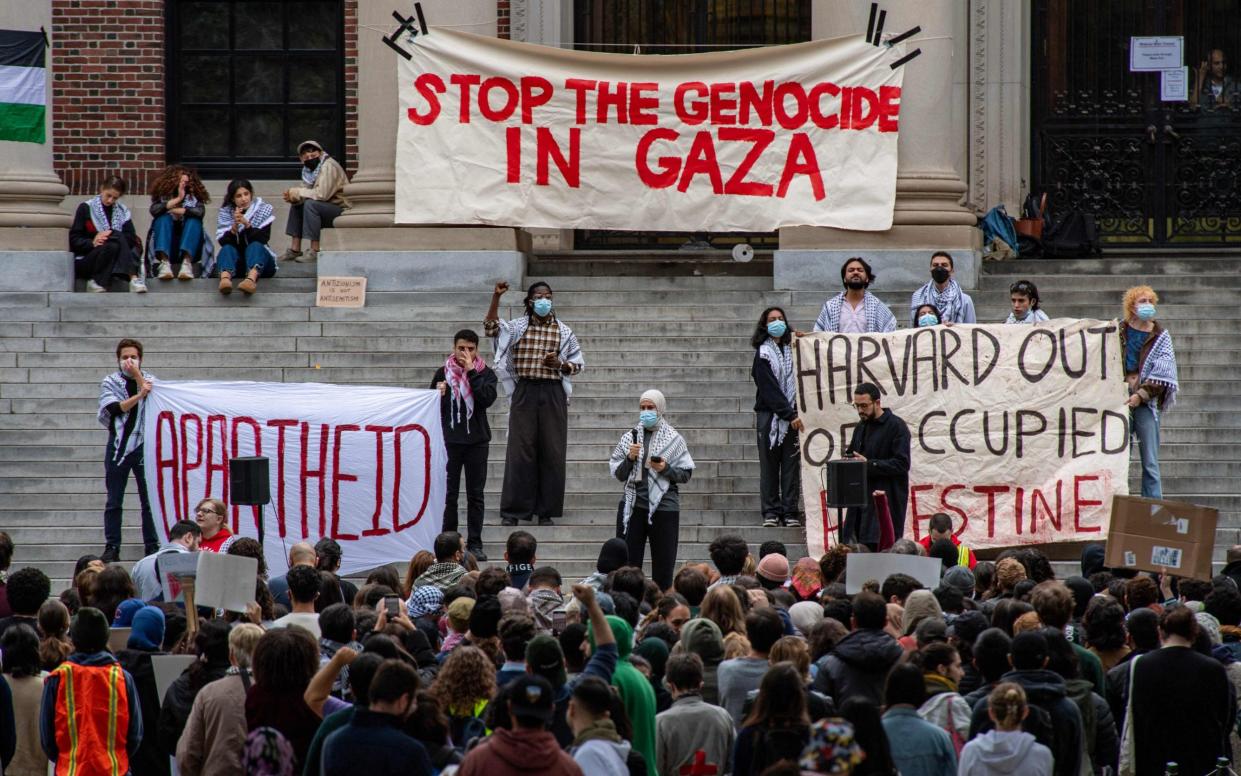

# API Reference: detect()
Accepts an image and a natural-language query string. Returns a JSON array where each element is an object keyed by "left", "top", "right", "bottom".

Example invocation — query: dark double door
[{"left": 1033, "top": 0, "right": 1241, "bottom": 244}]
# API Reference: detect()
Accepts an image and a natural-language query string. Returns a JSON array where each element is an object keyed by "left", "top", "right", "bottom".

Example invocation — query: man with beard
[
  {"left": 813, "top": 256, "right": 898, "bottom": 333},
  {"left": 842, "top": 382, "right": 910, "bottom": 549}
]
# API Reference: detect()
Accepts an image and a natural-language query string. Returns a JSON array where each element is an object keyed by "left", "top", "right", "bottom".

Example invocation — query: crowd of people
[{"left": 2, "top": 527, "right": 1240, "bottom": 776}]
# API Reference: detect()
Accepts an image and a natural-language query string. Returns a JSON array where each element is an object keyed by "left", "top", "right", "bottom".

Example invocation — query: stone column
[
  {"left": 0, "top": 0, "right": 73, "bottom": 290},
  {"left": 321, "top": 0, "right": 529, "bottom": 290},
  {"left": 967, "top": 0, "right": 1031, "bottom": 215},
  {"left": 775, "top": 0, "right": 980, "bottom": 290}
]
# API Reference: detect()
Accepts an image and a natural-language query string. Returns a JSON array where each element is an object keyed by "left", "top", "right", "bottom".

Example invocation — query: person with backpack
[
  {"left": 915, "top": 642, "right": 972, "bottom": 751},
  {"left": 732, "top": 663, "right": 812, "bottom": 776},
  {"left": 958, "top": 682, "right": 1053, "bottom": 776},
  {"left": 1041, "top": 628, "right": 1116, "bottom": 776}
]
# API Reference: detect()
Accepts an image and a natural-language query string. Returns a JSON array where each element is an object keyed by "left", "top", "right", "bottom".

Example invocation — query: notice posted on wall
[
  {"left": 1161, "top": 67, "right": 1189, "bottom": 101},
  {"left": 316, "top": 277, "right": 367, "bottom": 308}
]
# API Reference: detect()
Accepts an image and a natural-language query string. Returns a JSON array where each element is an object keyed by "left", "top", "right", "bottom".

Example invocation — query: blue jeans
[
  {"left": 1131, "top": 403, "right": 1162, "bottom": 498},
  {"left": 217, "top": 243, "right": 276, "bottom": 277},
  {"left": 152, "top": 213, "right": 203, "bottom": 261}
]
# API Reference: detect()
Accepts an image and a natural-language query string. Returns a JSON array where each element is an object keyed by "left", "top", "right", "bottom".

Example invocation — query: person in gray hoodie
[
  {"left": 959, "top": 682, "right": 1053, "bottom": 776},
  {"left": 567, "top": 676, "right": 633, "bottom": 776}
]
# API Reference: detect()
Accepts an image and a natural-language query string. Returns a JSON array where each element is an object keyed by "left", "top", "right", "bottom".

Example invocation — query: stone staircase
[{"left": 1, "top": 251, "right": 1237, "bottom": 589}]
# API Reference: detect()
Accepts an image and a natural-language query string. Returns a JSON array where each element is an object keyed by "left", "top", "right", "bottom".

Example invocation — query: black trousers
[
  {"left": 75, "top": 237, "right": 139, "bottom": 286},
  {"left": 616, "top": 501, "right": 680, "bottom": 591},
  {"left": 501, "top": 379, "right": 568, "bottom": 521},
  {"left": 443, "top": 441, "right": 488, "bottom": 550},
  {"left": 756, "top": 412, "right": 804, "bottom": 521},
  {"left": 103, "top": 443, "right": 159, "bottom": 548}
]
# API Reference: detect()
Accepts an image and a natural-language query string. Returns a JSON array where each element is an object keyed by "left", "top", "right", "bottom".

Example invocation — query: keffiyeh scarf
[
  {"left": 758, "top": 338, "right": 796, "bottom": 449},
  {"left": 1139, "top": 328, "right": 1179, "bottom": 411},
  {"left": 609, "top": 419, "right": 694, "bottom": 534},
  {"left": 214, "top": 197, "right": 275, "bottom": 242},
  {"left": 300, "top": 153, "right": 330, "bottom": 187},
  {"left": 814, "top": 292, "right": 897, "bottom": 333},
  {"left": 1005, "top": 308, "right": 1050, "bottom": 325},
  {"left": 87, "top": 195, "right": 131, "bottom": 232},
  {"left": 490, "top": 316, "right": 585, "bottom": 399},
  {"left": 442, "top": 352, "right": 488, "bottom": 430},
  {"left": 98, "top": 370, "right": 153, "bottom": 463},
  {"left": 910, "top": 279, "right": 965, "bottom": 324}
]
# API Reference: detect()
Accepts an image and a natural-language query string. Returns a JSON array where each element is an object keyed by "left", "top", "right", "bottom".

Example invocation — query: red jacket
[
  {"left": 458, "top": 727, "right": 582, "bottom": 776},
  {"left": 918, "top": 534, "right": 977, "bottom": 569}
]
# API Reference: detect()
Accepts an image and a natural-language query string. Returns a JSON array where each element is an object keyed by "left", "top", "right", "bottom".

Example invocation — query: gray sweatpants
[{"left": 285, "top": 199, "right": 343, "bottom": 240}]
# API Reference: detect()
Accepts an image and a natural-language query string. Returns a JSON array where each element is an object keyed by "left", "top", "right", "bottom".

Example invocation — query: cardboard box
[{"left": 1105, "top": 495, "right": 1218, "bottom": 580}]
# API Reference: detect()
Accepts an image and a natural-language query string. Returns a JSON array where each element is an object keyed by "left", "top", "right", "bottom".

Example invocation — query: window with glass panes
[{"left": 166, "top": 0, "right": 344, "bottom": 178}]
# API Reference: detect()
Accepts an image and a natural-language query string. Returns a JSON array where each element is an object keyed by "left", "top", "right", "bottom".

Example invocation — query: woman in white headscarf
[{"left": 609, "top": 389, "right": 694, "bottom": 590}]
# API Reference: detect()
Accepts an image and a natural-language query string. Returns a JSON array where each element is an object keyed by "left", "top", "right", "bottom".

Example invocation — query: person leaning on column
[{"left": 485, "top": 281, "right": 584, "bottom": 528}]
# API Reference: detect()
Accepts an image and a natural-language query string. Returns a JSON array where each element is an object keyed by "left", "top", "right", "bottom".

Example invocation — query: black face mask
[
  {"left": 845, "top": 278, "right": 869, "bottom": 290},
  {"left": 931, "top": 267, "right": 951, "bottom": 284},
  {"left": 303, "top": 157, "right": 321, "bottom": 171}
]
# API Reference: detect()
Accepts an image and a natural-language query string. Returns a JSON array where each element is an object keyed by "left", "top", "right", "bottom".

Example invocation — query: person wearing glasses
[
  {"left": 194, "top": 498, "right": 236, "bottom": 553},
  {"left": 840, "top": 382, "right": 911, "bottom": 550}
]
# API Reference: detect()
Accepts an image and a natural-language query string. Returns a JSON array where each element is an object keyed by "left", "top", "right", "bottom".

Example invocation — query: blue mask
[
  {"left": 639, "top": 410, "right": 659, "bottom": 428},
  {"left": 766, "top": 320, "right": 787, "bottom": 338},
  {"left": 532, "top": 298, "right": 553, "bottom": 317},
  {"left": 1136, "top": 303, "right": 1156, "bottom": 321},
  {"left": 917, "top": 314, "right": 939, "bottom": 328}
]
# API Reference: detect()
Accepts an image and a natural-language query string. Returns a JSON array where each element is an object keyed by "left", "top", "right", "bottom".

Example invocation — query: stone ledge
[
  {"left": 773, "top": 248, "right": 980, "bottom": 292},
  {"left": 317, "top": 250, "right": 526, "bottom": 291},
  {"left": 319, "top": 226, "right": 532, "bottom": 252},
  {"left": 0, "top": 250, "right": 74, "bottom": 291},
  {"left": 0, "top": 227, "right": 70, "bottom": 252}
]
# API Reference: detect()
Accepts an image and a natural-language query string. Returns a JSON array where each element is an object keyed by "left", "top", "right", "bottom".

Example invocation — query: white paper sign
[
  {"left": 196, "top": 552, "right": 259, "bottom": 613},
  {"left": 158, "top": 552, "right": 200, "bottom": 603},
  {"left": 1161, "top": 67, "right": 1189, "bottom": 101},
  {"left": 143, "top": 381, "right": 446, "bottom": 577},
  {"left": 151, "top": 655, "right": 197, "bottom": 704},
  {"left": 1130, "top": 36, "right": 1183, "bottom": 71},
  {"left": 845, "top": 553, "right": 943, "bottom": 594}
]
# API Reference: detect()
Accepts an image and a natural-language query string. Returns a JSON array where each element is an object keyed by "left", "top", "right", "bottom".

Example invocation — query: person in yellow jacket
[{"left": 280, "top": 139, "right": 351, "bottom": 263}]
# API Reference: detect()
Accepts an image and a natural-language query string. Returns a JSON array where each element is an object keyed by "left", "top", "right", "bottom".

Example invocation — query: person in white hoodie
[
  {"left": 958, "top": 682, "right": 1053, "bottom": 776},
  {"left": 567, "top": 675, "right": 635, "bottom": 776}
]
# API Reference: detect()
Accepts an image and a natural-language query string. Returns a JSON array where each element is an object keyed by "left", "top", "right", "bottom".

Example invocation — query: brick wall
[
  {"left": 497, "top": 0, "right": 510, "bottom": 39},
  {"left": 52, "top": 0, "right": 166, "bottom": 196}
]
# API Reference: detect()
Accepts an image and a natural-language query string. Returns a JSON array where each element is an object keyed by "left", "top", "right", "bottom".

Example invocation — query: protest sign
[
  {"left": 845, "top": 553, "right": 943, "bottom": 595},
  {"left": 196, "top": 552, "right": 259, "bottom": 613},
  {"left": 159, "top": 552, "right": 199, "bottom": 604},
  {"left": 396, "top": 28, "right": 905, "bottom": 232},
  {"left": 316, "top": 277, "right": 367, "bottom": 308},
  {"left": 1105, "top": 495, "right": 1218, "bottom": 580},
  {"left": 107, "top": 628, "right": 130, "bottom": 654},
  {"left": 796, "top": 320, "right": 1130, "bottom": 557},
  {"left": 152, "top": 655, "right": 196, "bottom": 705},
  {"left": 143, "top": 381, "right": 446, "bottom": 577}
]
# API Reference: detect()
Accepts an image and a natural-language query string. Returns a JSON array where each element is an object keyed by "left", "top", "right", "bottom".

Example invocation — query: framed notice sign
[{"left": 1130, "top": 36, "right": 1183, "bottom": 71}]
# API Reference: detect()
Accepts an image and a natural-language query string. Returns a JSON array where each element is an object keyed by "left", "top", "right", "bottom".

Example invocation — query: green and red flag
[{"left": 0, "top": 29, "right": 48, "bottom": 143}]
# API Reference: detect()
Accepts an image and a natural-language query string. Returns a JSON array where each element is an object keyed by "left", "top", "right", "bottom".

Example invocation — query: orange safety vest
[{"left": 51, "top": 661, "right": 131, "bottom": 776}]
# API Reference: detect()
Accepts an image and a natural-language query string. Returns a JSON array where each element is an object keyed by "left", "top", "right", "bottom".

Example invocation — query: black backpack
[{"left": 1043, "top": 211, "right": 1101, "bottom": 258}]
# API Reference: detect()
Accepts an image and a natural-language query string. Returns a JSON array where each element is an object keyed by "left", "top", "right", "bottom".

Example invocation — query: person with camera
[
  {"left": 840, "top": 382, "right": 911, "bottom": 549},
  {"left": 609, "top": 390, "right": 693, "bottom": 591}
]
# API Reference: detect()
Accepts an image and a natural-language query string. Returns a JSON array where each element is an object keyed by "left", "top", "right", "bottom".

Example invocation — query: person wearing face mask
[
  {"left": 909, "top": 251, "right": 976, "bottom": 326},
  {"left": 751, "top": 306, "right": 805, "bottom": 529},
  {"left": 486, "top": 280, "right": 585, "bottom": 528},
  {"left": 841, "top": 382, "right": 911, "bottom": 549},
  {"left": 1005, "top": 280, "right": 1049, "bottom": 324},
  {"left": 280, "top": 140, "right": 351, "bottom": 264},
  {"left": 813, "top": 257, "right": 898, "bottom": 333},
  {"left": 609, "top": 389, "right": 694, "bottom": 591},
  {"left": 1119, "top": 286, "right": 1179, "bottom": 498},
  {"left": 914, "top": 304, "right": 942, "bottom": 328},
  {"left": 97, "top": 338, "right": 160, "bottom": 562}
]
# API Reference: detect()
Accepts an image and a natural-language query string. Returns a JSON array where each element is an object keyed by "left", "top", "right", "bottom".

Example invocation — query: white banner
[
  {"left": 142, "top": 381, "right": 445, "bottom": 576},
  {"left": 396, "top": 28, "right": 905, "bottom": 232},
  {"left": 796, "top": 320, "right": 1131, "bottom": 558}
]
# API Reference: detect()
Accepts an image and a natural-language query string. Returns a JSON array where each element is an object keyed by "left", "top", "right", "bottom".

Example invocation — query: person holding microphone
[{"left": 97, "top": 339, "right": 159, "bottom": 562}]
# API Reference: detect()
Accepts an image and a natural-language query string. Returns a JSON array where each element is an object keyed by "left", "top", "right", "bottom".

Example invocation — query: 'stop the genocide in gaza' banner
[
  {"left": 395, "top": 28, "right": 906, "bottom": 233},
  {"left": 795, "top": 320, "right": 1132, "bottom": 558}
]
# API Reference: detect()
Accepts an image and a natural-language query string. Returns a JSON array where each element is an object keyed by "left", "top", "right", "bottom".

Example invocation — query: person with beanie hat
[
  {"left": 900, "top": 590, "right": 944, "bottom": 650},
  {"left": 789, "top": 601, "right": 825, "bottom": 637},
  {"left": 942, "top": 566, "right": 976, "bottom": 599},
  {"left": 589, "top": 615, "right": 657, "bottom": 776},
  {"left": 679, "top": 617, "right": 726, "bottom": 706},
  {"left": 440, "top": 597, "right": 475, "bottom": 659},
  {"left": 41, "top": 607, "right": 144, "bottom": 775},
  {"left": 609, "top": 389, "right": 694, "bottom": 591},
  {"left": 582, "top": 539, "right": 629, "bottom": 592},
  {"left": 1080, "top": 544, "right": 1106, "bottom": 579},
  {"left": 117, "top": 605, "right": 166, "bottom": 776},
  {"left": 128, "top": 606, "right": 165, "bottom": 651},
  {"left": 756, "top": 554, "right": 790, "bottom": 591}
]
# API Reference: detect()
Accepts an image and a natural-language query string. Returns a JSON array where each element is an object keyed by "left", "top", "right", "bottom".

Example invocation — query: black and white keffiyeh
[
  {"left": 215, "top": 196, "right": 276, "bottom": 242},
  {"left": 814, "top": 292, "right": 898, "bottom": 333},
  {"left": 758, "top": 338, "right": 796, "bottom": 449},
  {"left": 1139, "top": 329, "right": 1180, "bottom": 411},
  {"left": 300, "top": 153, "right": 330, "bottom": 187},
  {"left": 609, "top": 420, "right": 694, "bottom": 534},
  {"left": 97, "top": 369, "right": 154, "bottom": 463},
  {"left": 490, "top": 316, "right": 585, "bottom": 399},
  {"left": 87, "top": 195, "right": 131, "bottom": 233},
  {"left": 910, "top": 279, "right": 965, "bottom": 324}
]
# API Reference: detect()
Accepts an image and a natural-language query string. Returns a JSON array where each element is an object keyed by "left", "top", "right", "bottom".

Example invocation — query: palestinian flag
[{"left": 0, "top": 29, "right": 47, "bottom": 143}]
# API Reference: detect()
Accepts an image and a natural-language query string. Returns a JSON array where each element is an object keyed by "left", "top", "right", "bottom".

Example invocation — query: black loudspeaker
[
  {"left": 229, "top": 457, "right": 270, "bottom": 505},
  {"left": 825, "top": 459, "right": 868, "bottom": 508}
]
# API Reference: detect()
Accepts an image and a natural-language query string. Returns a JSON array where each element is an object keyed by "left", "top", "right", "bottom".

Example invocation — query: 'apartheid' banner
[
  {"left": 796, "top": 320, "right": 1131, "bottom": 558},
  {"left": 142, "top": 381, "right": 446, "bottom": 576},
  {"left": 395, "top": 28, "right": 905, "bottom": 232}
]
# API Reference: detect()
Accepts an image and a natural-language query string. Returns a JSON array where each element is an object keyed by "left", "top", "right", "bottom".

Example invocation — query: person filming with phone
[
  {"left": 609, "top": 389, "right": 694, "bottom": 591},
  {"left": 839, "top": 382, "right": 911, "bottom": 551}
]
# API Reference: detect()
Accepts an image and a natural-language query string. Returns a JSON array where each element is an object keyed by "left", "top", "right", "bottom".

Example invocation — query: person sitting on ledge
[
  {"left": 70, "top": 176, "right": 146, "bottom": 294},
  {"left": 215, "top": 179, "right": 277, "bottom": 296},
  {"left": 148, "top": 164, "right": 209, "bottom": 282},
  {"left": 280, "top": 139, "right": 350, "bottom": 264}
]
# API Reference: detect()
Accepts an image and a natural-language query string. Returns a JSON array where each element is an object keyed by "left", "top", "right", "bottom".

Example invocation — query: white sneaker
[
  {"left": 178, "top": 260, "right": 194, "bottom": 280},
  {"left": 86, "top": 279, "right": 107, "bottom": 293},
  {"left": 157, "top": 260, "right": 173, "bottom": 280},
  {"left": 129, "top": 277, "right": 148, "bottom": 293}
]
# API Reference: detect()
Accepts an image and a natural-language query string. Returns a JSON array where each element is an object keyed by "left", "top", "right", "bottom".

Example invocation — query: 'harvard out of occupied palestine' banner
[
  {"left": 395, "top": 28, "right": 905, "bottom": 232},
  {"left": 142, "top": 381, "right": 446, "bottom": 576},
  {"left": 796, "top": 320, "right": 1131, "bottom": 558}
]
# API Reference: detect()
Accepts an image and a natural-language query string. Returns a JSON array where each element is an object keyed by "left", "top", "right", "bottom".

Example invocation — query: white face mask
[{"left": 120, "top": 356, "right": 140, "bottom": 373}]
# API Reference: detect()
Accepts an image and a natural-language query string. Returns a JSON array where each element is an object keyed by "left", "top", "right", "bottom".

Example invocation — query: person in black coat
[
  {"left": 431, "top": 329, "right": 498, "bottom": 560},
  {"left": 842, "top": 382, "right": 911, "bottom": 549},
  {"left": 750, "top": 306, "right": 805, "bottom": 528},
  {"left": 69, "top": 176, "right": 145, "bottom": 293}
]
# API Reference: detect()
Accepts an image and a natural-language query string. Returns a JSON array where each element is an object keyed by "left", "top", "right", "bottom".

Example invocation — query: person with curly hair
[
  {"left": 1119, "top": 285, "right": 1179, "bottom": 498},
  {"left": 0, "top": 567, "right": 48, "bottom": 640},
  {"left": 431, "top": 645, "right": 497, "bottom": 747},
  {"left": 148, "top": 164, "right": 209, "bottom": 281}
]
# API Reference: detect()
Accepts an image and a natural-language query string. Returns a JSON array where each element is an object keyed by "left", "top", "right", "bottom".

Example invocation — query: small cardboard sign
[
  {"left": 159, "top": 552, "right": 200, "bottom": 603},
  {"left": 196, "top": 552, "right": 258, "bottom": 613},
  {"left": 1105, "top": 495, "right": 1218, "bottom": 580},
  {"left": 107, "top": 627, "right": 131, "bottom": 653},
  {"left": 316, "top": 276, "right": 367, "bottom": 308},
  {"left": 152, "top": 655, "right": 197, "bottom": 704},
  {"left": 845, "top": 552, "right": 943, "bottom": 595}
]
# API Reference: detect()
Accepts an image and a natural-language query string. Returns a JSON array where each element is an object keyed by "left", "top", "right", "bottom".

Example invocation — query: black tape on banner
[
  {"left": 891, "top": 48, "right": 922, "bottom": 69},
  {"left": 887, "top": 26, "right": 921, "bottom": 46}
]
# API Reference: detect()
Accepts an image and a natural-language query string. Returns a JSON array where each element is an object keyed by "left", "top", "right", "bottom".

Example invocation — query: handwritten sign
[{"left": 316, "top": 276, "right": 367, "bottom": 308}]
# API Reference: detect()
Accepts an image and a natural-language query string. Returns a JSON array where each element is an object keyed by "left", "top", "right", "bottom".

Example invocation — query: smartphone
[
  {"left": 649, "top": 456, "right": 663, "bottom": 463},
  {"left": 384, "top": 596, "right": 400, "bottom": 617}
]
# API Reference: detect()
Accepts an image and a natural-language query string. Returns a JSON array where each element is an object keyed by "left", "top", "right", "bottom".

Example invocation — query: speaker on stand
[
  {"left": 824, "top": 458, "right": 868, "bottom": 545},
  {"left": 229, "top": 457, "right": 271, "bottom": 550}
]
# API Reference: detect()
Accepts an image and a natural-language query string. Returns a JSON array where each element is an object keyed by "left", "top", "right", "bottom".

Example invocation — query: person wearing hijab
[{"left": 610, "top": 389, "right": 694, "bottom": 591}]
